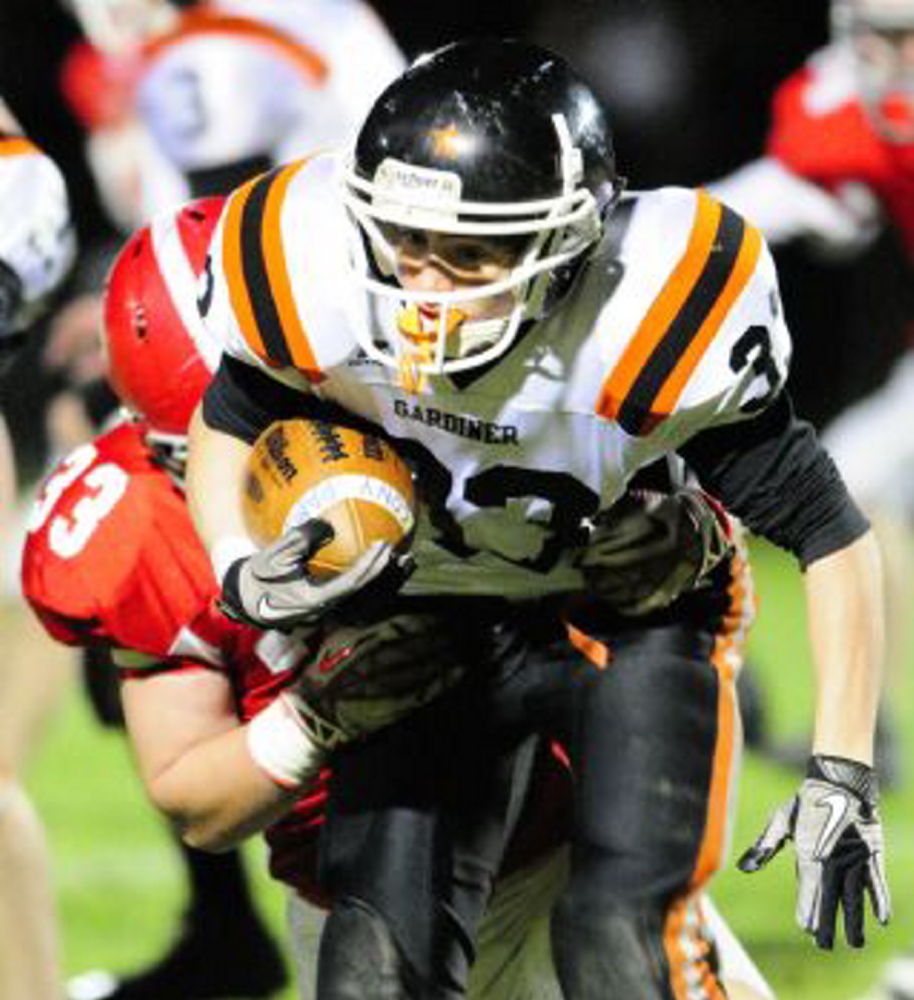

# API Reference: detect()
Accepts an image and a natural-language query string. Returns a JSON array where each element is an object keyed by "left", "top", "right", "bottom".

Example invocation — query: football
[{"left": 242, "top": 417, "right": 417, "bottom": 577}]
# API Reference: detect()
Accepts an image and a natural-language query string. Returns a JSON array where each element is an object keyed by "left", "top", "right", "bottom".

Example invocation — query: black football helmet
[{"left": 342, "top": 38, "right": 622, "bottom": 377}]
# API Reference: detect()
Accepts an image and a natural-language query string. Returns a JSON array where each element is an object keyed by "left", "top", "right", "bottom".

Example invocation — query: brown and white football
[{"left": 242, "top": 418, "right": 416, "bottom": 577}]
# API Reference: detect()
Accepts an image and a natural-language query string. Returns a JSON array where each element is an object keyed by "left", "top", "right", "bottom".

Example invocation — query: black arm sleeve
[
  {"left": 678, "top": 392, "right": 869, "bottom": 568},
  {"left": 186, "top": 153, "right": 273, "bottom": 198},
  {"left": 202, "top": 355, "right": 315, "bottom": 443}
]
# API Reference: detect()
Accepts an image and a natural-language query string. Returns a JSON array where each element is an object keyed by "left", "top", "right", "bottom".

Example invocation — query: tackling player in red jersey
[{"left": 22, "top": 199, "right": 290, "bottom": 1000}]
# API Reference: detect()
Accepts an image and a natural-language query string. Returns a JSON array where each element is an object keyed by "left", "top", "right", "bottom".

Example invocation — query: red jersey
[
  {"left": 21, "top": 421, "right": 568, "bottom": 899},
  {"left": 767, "top": 44, "right": 914, "bottom": 259},
  {"left": 20, "top": 420, "right": 328, "bottom": 899}
]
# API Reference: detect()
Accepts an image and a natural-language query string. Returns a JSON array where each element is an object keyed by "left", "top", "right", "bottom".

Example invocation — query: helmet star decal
[{"left": 429, "top": 123, "right": 462, "bottom": 158}]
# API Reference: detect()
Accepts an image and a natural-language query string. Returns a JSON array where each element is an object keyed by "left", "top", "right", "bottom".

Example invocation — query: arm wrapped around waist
[{"left": 287, "top": 609, "right": 479, "bottom": 749}]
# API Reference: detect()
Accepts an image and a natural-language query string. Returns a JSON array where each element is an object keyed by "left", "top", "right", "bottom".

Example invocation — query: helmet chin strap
[{"left": 145, "top": 426, "right": 189, "bottom": 484}]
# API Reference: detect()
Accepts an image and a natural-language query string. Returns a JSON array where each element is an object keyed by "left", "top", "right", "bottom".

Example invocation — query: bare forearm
[
  {"left": 805, "top": 529, "right": 885, "bottom": 764},
  {"left": 186, "top": 403, "right": 254, "bottom": 563},
  {"left": 147, "top": 724, "right": 301, "bottom": 852}
]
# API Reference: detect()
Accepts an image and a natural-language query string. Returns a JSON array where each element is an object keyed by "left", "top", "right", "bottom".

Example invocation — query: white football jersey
[
  {"left": 135, "top": 0, "right": 405, "bottom": 215},
  {"left": 202, "top": 155, "right": 792, "bottom": 599},
  {"left": 0, "top": 134, "right": 74, "bottom": 331}
]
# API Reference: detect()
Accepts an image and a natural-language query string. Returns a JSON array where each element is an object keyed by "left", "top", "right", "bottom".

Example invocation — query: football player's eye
[
  {"left": 384, "top": 225, "right": 430, "bottom": 258},
  {"left": 447, "top": 242, "right": 489, "bottom": 269}
]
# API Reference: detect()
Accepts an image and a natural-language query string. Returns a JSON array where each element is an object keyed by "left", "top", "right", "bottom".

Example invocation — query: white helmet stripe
[{"left": 149, "top": 210, "right": 222, "bottom": 374}]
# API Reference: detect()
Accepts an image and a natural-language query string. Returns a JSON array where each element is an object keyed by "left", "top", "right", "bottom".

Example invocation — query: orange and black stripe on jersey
[
  {"left": 598, "top": 190, "right": 762, "bottom": 436},
  {"left": 222, "top": 161, "right": 322, "bottom": 380},
  {"left": 0, "top": 135, "right": 37, "bottom": 157}
]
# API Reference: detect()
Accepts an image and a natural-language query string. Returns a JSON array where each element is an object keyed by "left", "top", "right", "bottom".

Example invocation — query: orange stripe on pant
[
  {"left": 663, "top": 547, "right": 754, "bottom": 1000},
  {"left": 663, "top": 897, "right": 728, "bottom": 1000},
  {"left": 564, "top": 618, "right": 611, "bottom": 670},
  {"left": 691, "top": 547, "right": 753, "bottom": 891},
  {"left": 597, "top": 191, "right": 720, "bottom": 421}
]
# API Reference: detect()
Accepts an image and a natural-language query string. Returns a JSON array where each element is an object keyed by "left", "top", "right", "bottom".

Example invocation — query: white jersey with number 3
[
  {"left": 136, "top": 0, "right": 405, "bottom": 215},
  {"left": 202, "top": 154, "right": 792, "bottom": 598}
]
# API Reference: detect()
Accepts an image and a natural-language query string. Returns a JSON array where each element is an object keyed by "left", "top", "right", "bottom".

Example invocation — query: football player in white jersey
[
  {"left": 61, "top": 0, "right": 406, "bottom": 227},
  {"left": 0, "top": 95, "right": 74, "bottom": 1000},
  {"left": 186, "top": 40, "right": 890, "bottom": 999}
]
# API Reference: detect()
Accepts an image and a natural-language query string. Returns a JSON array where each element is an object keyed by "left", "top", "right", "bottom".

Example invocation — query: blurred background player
[
  {"left": 0, "top": 94, "right": 75, "bottom": 1000},
  {"left": 59, "top": 0, "right": 406, "bottom": 229}
]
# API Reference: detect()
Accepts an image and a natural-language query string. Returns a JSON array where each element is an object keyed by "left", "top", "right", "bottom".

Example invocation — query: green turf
[{"left": 25, "top": 539, "right": 914, "bottom": 999}]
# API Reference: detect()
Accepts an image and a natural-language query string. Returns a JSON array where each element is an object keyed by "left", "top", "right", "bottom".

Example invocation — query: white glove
[
  {"left": 219, "top": 519, "right": 411, "bottom": 632},
  {"left": 738, "top": 754, "right": 891, "bottom": 949}
]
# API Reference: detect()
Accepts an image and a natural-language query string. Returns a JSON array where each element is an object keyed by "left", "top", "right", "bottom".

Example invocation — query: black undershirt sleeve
[
  {"left": 185, "top": 154, "right": 273, "bottom": 199},
  {"left": 677, "top": 392, "right": 869, "bottom": 568},
  {"left": 202, "top": 355, "right": 314, "bottom": 444}
]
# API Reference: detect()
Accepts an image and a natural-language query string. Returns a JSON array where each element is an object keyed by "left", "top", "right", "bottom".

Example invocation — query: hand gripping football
[{"left": 242, "top": 418, "right": 417, "bottom": 577}]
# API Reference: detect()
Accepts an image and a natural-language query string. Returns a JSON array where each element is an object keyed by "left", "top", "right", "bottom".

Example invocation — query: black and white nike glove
[
  {"left": 738, "top": 754, "right": 891, "bottom": 949},
  {"left": 575, "top": 487, "right": 732, "bottom": 615},
  {"left": 219, "top": 520, "right": 411, "bottom": 632}
]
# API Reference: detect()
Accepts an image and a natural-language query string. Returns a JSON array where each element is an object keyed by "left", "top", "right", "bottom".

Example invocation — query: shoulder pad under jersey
[
  {"left": 21, "top": 423, "right": 217, "bottom": 657},
  {"left": 202, "top": 151, "right": 360, "bottom": 382},
  {"left": 590, "top": 187, "right": 791, "bottom": 438}
]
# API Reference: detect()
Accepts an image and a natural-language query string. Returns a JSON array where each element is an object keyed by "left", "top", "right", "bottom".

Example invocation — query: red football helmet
[{"left": 104, "top": 196, "right": 224, "bottom": 454}]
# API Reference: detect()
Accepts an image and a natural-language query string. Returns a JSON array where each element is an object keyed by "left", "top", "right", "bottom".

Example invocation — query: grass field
[{"left": 22, "top": 540, "right": 914, "bottom": 1000}]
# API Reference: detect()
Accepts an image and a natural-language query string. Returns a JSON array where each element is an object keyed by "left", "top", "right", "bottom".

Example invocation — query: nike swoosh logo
[
  {"left": 256, "top": 595, "right": 298, "bottom": 623},
  {"left": 815, "top": 791, "right": 849, "bottom": 857},
  {"left": 318, "top": 646, "right": 353, "bottom": 674}
]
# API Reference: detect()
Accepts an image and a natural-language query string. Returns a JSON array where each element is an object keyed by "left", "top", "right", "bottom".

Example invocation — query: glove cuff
[
  {"left": 807, "top": 753, "right": 878, "bottom": 805},
  {"left": 217, "top": 557, "right": 250, "bottom": 624},
  {"left": 211, "top": 535, "right": 257, "bottom": 584},
  {"left": 679, "top": 488, "right": 733, "bottom": 579}
]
